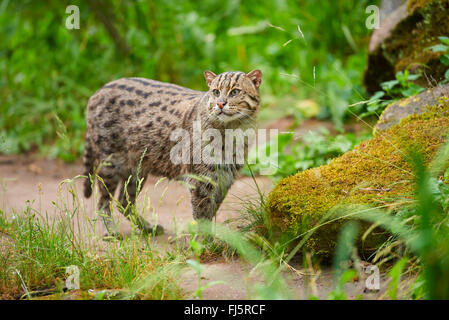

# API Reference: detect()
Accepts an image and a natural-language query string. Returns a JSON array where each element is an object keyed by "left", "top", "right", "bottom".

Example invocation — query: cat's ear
[
  {"left": 204, "top": 70, "right": 217, "bottom": 87},
  {"left": 246, "top": 69, "right": 262, "bottom": 88}
]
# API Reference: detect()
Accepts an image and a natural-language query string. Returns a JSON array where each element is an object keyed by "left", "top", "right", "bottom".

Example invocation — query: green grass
[
  {"left": 0, "top": 207, "right": 185, "bottom": 300},
  {"left": 244, "top": 128, "right": 373, "bottom": 180},
  {"left": 0, "top": 174, "right": 185, "bottom": 299}
]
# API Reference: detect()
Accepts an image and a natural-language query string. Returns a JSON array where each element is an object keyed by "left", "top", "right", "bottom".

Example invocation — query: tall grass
[{"left": 0, "top": 176, "right": 184, "bottom": 300}]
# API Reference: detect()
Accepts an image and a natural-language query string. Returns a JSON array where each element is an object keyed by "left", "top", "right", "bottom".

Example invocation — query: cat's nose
[{"left": 217, "top": 102, "right": 225, "bottom": 109}]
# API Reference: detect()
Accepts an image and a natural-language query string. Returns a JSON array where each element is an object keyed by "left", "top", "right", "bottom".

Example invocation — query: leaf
[
  {"left": 189, "top": 239, "right": 203, "bottom": 256},
  {"left": 202, "top": 280, "right": 226, "bottom": 290},
  {"left": 400, "top": 85, "right": 424, "bottom": 98},
  {"left": 186, "top": 259, "right": 203, "bottom": 276},
  {"left": 387, "top": 258, "right": 408, "bottom": 300},
  {"left": 440, "top": 55, "right": 449, "bottom": 66},
  {"left": 405, "top": 73, "right": 421, "bottom": 81},
  {"left": 444, "top": 167, "right": 449, "bottom": 181},
  {"left": 381, "top": 80, "right": 399, "bottom": 91},
  {"left": 369, "top": 91, "right": 385, "bottom": 101},
  {"left": 359, "top": 111, "right": 375, "bottom": 119},
  {"left": 438, "top": 36, "right": 449, "bottom": 46},
  {"left": 426, "top": 44, "right": 449, "bottom": 53},
  {"left": 338, "top": 269, "right": 358, "bottom": 288}
]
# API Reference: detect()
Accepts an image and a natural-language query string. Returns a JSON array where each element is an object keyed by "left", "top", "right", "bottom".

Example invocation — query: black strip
[
  {"left": 148, "top": 101, "right": 161, "bottom": 107},
  {"left": 248, "top": 94, "right": 260, "bottom": 103}
]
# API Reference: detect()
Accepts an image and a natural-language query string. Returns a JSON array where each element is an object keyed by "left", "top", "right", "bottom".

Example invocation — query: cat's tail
[{"left": 83, "top": 135, "right": 94, "bottom": 198}]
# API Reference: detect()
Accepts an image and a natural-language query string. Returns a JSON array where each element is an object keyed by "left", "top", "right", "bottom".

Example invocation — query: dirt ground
[{"left": 0, "top": 154, "right": 390, "bottom": 299}]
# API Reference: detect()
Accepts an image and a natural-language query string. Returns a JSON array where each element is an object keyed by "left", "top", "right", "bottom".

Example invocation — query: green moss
[
  {"left": 408, "top": 0, "right": 436, "bottom": 12},
  {"left": 267, "top": 102, "right": 449, "bottom": 260},
  {"left": 392, "top": 0, "right": 449, "bottom": 82}
]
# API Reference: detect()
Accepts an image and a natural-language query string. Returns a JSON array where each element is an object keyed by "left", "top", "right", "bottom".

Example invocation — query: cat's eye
[
  {"left": 212, "top": 89, "right": 220, "bottom": 97},
  {"left": 230, "top": 89, "right": 240, "bottom": 96}
]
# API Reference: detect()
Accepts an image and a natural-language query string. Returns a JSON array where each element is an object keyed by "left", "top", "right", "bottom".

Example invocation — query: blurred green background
[{"left": 0, "top": 0, "right": 378, "bottom": 162}]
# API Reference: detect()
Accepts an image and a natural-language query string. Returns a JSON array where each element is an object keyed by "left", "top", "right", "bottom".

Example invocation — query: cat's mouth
[
  {"left": 213, "top": 104, "right": 249, "bottom": 123},
  {"left": 217, "top": 109, "right": 233, "bottom": 116},
  {"left": 216, "top": 111, "right": 243, "bottom": 123}
]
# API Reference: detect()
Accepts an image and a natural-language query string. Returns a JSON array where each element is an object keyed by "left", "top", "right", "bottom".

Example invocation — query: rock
[
  {"left": 375, "top": 83, "right": 449, "bottom": 132},
  {"left": 266, "top": 88, "right": 449, "bottom": 261},
  {"left": 379, "top": 0, "right": 407, "bottom": 20},
  {"left": 364, "top": 0, "right": 449, "bottom": 93}
]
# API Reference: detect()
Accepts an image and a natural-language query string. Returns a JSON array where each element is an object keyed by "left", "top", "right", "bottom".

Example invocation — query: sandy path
[
  {"left": 0, "top": 155, "right": 277, "bottom": 299},
  {"left": 0, "top": 154, "right": 388, "bottom": 299},
  {"left": 0, "top": 155, "right": 272, "bottom": 238}
]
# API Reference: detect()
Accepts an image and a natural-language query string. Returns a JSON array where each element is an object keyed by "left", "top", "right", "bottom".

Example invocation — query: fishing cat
[{"left": 83, "top": 70, "right": 262, "bottom": 238}]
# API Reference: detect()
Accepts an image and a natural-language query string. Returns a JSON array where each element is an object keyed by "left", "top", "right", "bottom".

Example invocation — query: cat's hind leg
[
  {"left": 118, "top": 172, "right": 164, "bottom": 236},
  {"left": 97, "top": 169, "right": 121, "bottom": 239}
]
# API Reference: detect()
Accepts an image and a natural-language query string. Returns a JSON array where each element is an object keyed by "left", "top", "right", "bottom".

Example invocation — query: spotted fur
[{"left": 83, "top": 70, "right": 262, "bottom": 237}]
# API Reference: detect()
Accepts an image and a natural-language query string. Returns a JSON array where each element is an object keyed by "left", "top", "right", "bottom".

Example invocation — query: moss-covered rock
[
  {"left": 364, "top": 0, "right": 449, "bottom": 93},
  {"left": 267, "top": 92, "right": 449, "bottom": 260},
  {"left": 375, "top": 83, "right": 449, "bottom": 133}
]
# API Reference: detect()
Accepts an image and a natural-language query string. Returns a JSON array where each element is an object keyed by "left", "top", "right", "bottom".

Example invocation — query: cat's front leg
[
  {"left": 190, "top": 170, "right": 235, "bottom": 222},
  {"left": 190, "top": 181, "right": 222, "bottom": 221}
]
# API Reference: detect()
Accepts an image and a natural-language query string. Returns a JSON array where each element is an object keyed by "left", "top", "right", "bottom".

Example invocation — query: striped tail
[{"left": 83, "top": 136, "right": 94, "bottom": 198}]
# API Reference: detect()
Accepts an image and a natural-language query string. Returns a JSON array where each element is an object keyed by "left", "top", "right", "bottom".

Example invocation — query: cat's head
[{"left": 203, "top": 70, "right": 262, "bottom": 124}]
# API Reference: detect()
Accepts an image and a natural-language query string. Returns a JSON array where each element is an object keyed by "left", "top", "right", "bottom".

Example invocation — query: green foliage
[
  {"left": 407, "top": 147, "right": 449, "bottom": 299},
  {"left": 327, "top": 222, "right": 359, "bottom": 300},
  {"left": 387, "top": 258, "right": 408, "bottom": 300},
  {"left": 361, "top": 35, "right": 449, "bottom": 121},
  {"left": 0, "top": 0, "right": 377, "bottom": 160},
  {"left": 326, "top": 269, "right": 358, "bottom": 300},
  {"left": 186, "top": 258, "right": 225, "bottom": 300},
  {"left": 361, "top": 70, "right": 425, "bottom": 118},
  {"left": 244, "top": 128, "right": 372, "bottom": 180},
  {"left": 426, "top": 36, "right": 449, "bottom": 84},
  {"left": 0, "top": 207, "right": 183, "bottom": 299}
]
